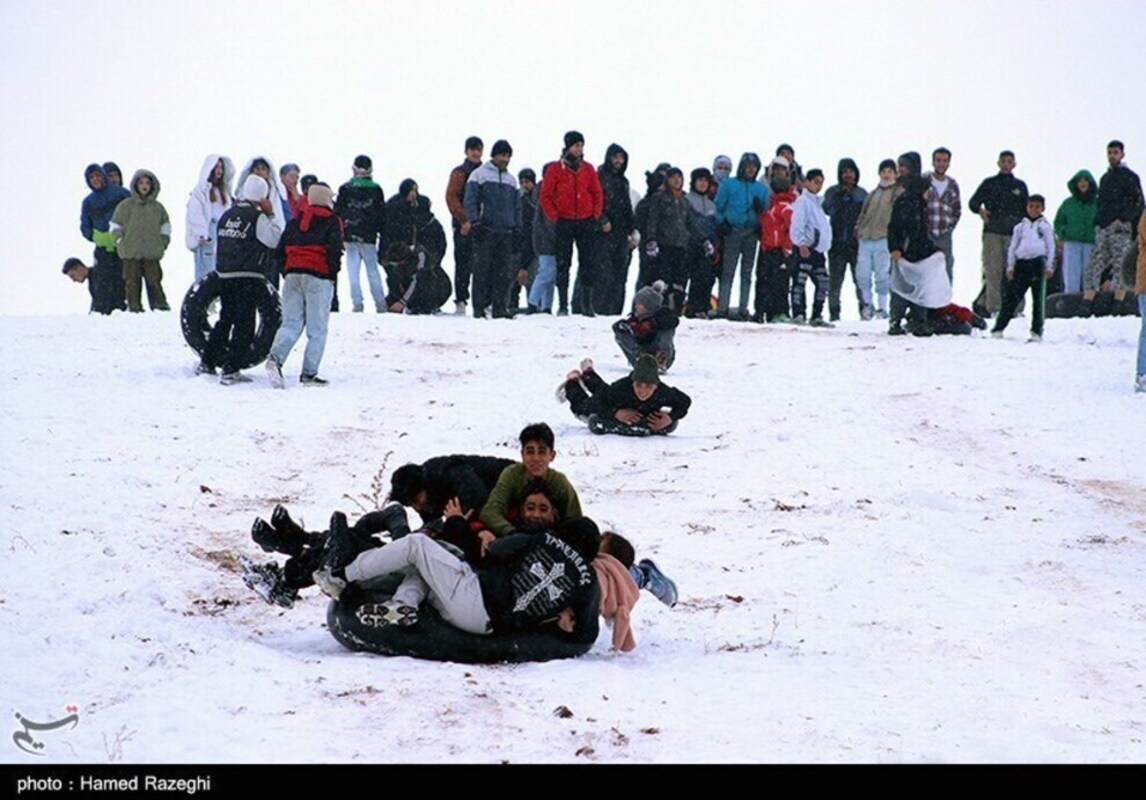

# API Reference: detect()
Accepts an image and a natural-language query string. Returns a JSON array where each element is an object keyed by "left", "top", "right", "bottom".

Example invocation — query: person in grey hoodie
[{"left": 788, "top": 169, "right": 833, "bottom": 325}]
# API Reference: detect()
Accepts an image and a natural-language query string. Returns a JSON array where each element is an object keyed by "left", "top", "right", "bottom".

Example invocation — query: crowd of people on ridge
[{"left": 69, "top": 136, "right": 1146, "bottom": 391}]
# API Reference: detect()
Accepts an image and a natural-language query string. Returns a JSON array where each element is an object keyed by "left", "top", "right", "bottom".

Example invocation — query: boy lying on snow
[{"left": 557, "top": 354, "right": 691, "bottom": 436}]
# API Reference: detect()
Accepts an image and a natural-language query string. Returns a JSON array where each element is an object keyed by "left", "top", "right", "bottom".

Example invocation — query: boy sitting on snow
[
  {"left": 613, "top": 280, "right": 679, "bottom": 373},
  {"left": 557, "top": 354, "right": 691, "bottom": 436}
]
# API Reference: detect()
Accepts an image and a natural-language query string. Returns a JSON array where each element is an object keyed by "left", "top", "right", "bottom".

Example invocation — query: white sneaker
[
  {"left": 990, "top": 331, "right": 1003, "bottom": 339},
  {"left": 220, "top": 371, "right": 252, "bottom": 385},
  {"left": 266, "top": 356, "right": 285, "bottom": 389},
  {"left": 454, "top": 301, "right": 467, "bottom": 316},
  {"left": 1027, "top": 334, "right": 1042, "bottom": 343}
]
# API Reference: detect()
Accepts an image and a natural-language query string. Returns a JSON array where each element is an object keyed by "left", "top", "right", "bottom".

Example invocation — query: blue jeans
[
  {"left": 1060, "top": 241, "right": 1093, "bottom": 294},
  {"left": 528, "top": 254, "right": 557, "bottom": 312},
  {"left": 1137, "top": 294, "right": 1146, "bottom": 380},
  {"left": 857, "top": 238, "right": 891, "bottom": 308},
  {"left": 345, "top": 241, "right": 385, "bottom": 310},
  {"left": 193, "top": 218, "right": 219, "bottom": 281},
  {"left": 270, "top": 273, "right": 334, "bottom": 378}
]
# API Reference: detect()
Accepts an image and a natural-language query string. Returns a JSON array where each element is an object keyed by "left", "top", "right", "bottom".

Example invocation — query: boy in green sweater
[{"left": 479, "top": 423, "right": 582, "bottom": 544}]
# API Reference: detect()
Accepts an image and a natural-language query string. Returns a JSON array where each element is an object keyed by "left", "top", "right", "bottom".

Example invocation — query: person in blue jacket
[
  {"left": 713, "top": 153, "right": 770, "bottom": 319},
  {"left": 79, "top": 163, "right": 130, "bottom": 314}
]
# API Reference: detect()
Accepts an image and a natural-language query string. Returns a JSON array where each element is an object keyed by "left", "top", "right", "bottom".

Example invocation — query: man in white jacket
[
  {"left": 991, "top": 195, "right": 1055, "bottom": 342},
  {"left": 789, "top": 168, "right": 833, "bottom": 326}
]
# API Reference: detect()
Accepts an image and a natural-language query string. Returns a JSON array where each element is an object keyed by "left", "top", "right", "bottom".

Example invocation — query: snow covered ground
[{"left": 1, "top": 307, "right": 1144, "bottom": 765}]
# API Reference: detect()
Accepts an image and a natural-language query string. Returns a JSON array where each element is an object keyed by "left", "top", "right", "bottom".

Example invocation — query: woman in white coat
[{"left": 185, "top": 155, "right": 235, "bottom": 281}]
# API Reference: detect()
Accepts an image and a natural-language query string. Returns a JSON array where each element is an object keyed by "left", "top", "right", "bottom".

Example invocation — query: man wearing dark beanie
[
  {"left": 540, "top": 130, "right": 604, "bottom": 316},
  {"left": 463, "top": 139, "right": 522, "bottom": 319}
]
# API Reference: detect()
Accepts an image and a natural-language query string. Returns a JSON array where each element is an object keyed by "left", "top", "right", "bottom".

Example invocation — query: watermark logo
[{"left": 12, "top": 707, "right": 79, "bottom": 756}]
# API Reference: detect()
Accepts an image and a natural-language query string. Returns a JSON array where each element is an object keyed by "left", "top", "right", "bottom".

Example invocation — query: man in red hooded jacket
[{"left": 540, "top": 131, "right": 604, "bottom": 316}]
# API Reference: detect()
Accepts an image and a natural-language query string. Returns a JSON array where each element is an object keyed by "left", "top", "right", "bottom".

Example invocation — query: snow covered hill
[{"left": 1, "top": 309, "right": 1143, "bottom": 764}]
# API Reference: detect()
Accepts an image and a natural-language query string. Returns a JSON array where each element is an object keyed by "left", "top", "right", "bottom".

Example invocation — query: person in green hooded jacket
[
  {"left": 110, "top": 169, "right": 171, "bottom": 312},
  {"left": 1053, "top": 170, "right": 1098, "bottom": 294}
]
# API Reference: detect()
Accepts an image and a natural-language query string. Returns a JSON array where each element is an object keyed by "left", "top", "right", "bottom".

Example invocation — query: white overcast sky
[{"left": 1, "top": 0, "right": 1143, "bottom": 315}]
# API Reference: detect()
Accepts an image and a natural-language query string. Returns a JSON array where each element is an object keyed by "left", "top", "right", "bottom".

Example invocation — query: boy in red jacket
[{"left": 753, "top": 161, "right": 798, "bottom": 322}]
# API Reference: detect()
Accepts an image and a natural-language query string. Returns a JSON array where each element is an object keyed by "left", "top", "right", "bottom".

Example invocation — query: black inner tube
[{"left": 180, "top": 272, "right": 282, "bottom": 370}]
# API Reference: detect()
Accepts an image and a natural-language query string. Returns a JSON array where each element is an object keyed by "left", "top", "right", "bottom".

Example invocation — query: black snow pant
[
  {"left": 686, "top": 246, "right": 717, "bottom": 317},
  {"left": 828, "top": 240, "right": 860, "bottom": 320},
  {"left": 91, "top": 247, "right": 127, "bottom": 314},
  {"left": 471, "top": 229, "right": 514, "bottom": 318},
  {"left": 559, "top": 218, "right": 598, "bottom": 315},
  {"left": 452, "top": 226, "right": 474, "bottom": 304},
  {"left": 790, "top": 250, "right": 829, "bottom": 320},
  {"left": 203, "top": 277, "right": 261, "bottom": 374},
  {"left": 754, "top": 248, "right": 793, "bottom": 320},
  {"left": 564, "top": 368, "right": 609, "bottom": 420},
  {"left": 592, "top": 230, "right": 633, "bottom": 316},
  {"left": 992, "top": 257, "right": 1047, "bottom": 337}
]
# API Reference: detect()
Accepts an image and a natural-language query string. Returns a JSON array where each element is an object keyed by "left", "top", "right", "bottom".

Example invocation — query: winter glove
[
  {"left": 645, "top": 240, "right": 660, "bottom": 258},
  {"left": 93, "top": 230, "right": 117, "bottom": 252},
  {"left": 702, "top": 240, "right": 715, "bottom": 258}
]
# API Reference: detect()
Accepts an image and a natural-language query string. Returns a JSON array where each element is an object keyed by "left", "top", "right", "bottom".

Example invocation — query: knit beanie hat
[
  {"left": 307, "top": 182, "right": 334, "bottom": 209},
  {"left": 518, "top": 167, "right": 536, "bottom": 184},
  {"left": 491, "top": 139, "right": 513, "bottom": 158},
  {"left": 631, "top": 353, "right": 660, "bottom": 385},
  {"left": 645, "top": 171, "right": 664, "bottom": 192},
  {"left": 564, "top": 130, "right": 585, "bottom": 149},
  {"left": 713, "top": 155, "right": 733, "bottom": 172},
  {"left": 239, "top": 174, "right": 269, "bottom": 201},
  {"left": 632, "top": 283, "right": 664, "bottom": 317}
]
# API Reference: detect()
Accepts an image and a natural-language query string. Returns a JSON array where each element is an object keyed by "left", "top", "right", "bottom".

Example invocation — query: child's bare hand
[
  {"left": 615, "top": 409, "right": 643, "bottom": 425},
  {"left": 647, "top": 411, "right": 673, "bottom": 432},
  {"left": 444, "top": 497, "right": 471, "bottom": 519},
  {"left": 478, "top": 529, "right": 496, "bottom": 556}
]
